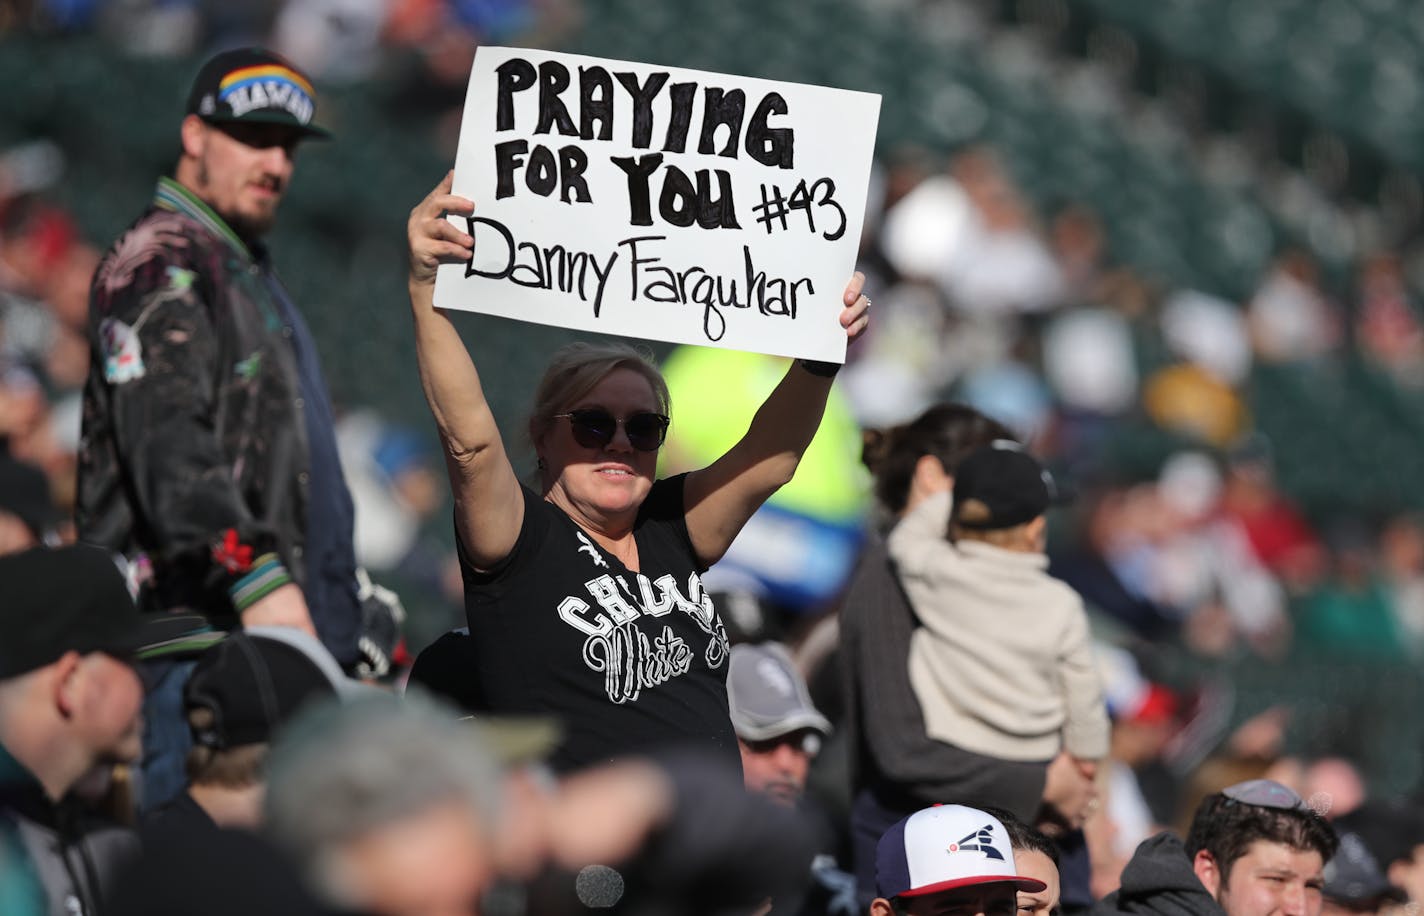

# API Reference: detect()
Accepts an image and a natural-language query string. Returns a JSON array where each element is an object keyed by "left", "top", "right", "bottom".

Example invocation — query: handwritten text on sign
[{"left": 434, "top": 47, "right": 881, "bottom": 362}]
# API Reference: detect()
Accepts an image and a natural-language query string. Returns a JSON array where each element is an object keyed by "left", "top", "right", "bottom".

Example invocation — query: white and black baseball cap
[{"left": 876, "top": 804, "right": 1047, "bottom": 899}]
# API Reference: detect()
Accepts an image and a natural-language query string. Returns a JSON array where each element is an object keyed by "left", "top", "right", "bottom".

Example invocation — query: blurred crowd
[
  {"left": 4, "top": 0, "right": 583, "bottom": 80},
  {"left": 842, "top": 141, "right": 1424, "bottom": 668}
]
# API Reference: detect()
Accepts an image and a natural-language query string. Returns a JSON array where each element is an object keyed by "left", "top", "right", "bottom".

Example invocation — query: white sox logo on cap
[
  {"left": 875, "top": 804, "right": 1046, "bottom": 899},
  {"left": 949, "top": 825, "right": 1006, "bottom": 861}
]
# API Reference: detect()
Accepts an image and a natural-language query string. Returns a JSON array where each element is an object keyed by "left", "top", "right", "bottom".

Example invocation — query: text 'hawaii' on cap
[
  {"left": 876, "top": 804, "right": 1047, "bottom": 899},
  {"left": 186, "top": 47, "right": 330, "bottom": 138}
]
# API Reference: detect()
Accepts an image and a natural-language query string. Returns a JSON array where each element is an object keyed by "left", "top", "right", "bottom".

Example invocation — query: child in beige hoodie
[{"left": 887, "top": 440, "right": 1108, "bottom": 777}]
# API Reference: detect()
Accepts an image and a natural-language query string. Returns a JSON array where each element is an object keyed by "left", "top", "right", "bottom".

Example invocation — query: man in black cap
[
  {"left": 143, "top": 626, "right": 359, "bottom": 836},
  {"left": 77, "top": 47, "right": 376, "bottom": 809},
  {"left": 0, "top": 544, "right": 215, "bottom": 916}
]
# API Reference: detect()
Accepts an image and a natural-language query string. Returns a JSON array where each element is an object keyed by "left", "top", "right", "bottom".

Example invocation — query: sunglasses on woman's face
[{"left": 554, "top": 408, "right": 670, "bottom": 452}]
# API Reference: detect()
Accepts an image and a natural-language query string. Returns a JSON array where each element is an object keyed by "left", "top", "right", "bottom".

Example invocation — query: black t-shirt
[{"left": 459, "top": 474, "right": 738, "bottom": 772}]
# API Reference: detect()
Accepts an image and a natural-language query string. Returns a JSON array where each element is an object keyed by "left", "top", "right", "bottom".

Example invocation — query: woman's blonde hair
[{"left": 527, "top": 341, "right": 671, "bottom": 446}]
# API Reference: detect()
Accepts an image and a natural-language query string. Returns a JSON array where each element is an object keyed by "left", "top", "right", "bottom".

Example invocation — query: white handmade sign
[{"left": 434, "top": 47, "right": 881, "bottom": 363}]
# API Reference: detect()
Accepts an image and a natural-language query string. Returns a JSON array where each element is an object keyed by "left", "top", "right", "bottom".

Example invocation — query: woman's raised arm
[
  {"left": 682, "top": 273, "right": 870, "bottom": 566},
  {"left": 408, "top": 172, "right": 524, "bottom": 569}
]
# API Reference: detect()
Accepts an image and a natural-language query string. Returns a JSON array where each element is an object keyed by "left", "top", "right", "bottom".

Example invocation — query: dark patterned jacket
[{"left": 77, "top": 177, "right": 317, "bottom": 628}]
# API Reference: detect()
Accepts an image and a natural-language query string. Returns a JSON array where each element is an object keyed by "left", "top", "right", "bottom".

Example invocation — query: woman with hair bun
[{"left": 841, "top": 404, "right": 1064, "bottom": 908}]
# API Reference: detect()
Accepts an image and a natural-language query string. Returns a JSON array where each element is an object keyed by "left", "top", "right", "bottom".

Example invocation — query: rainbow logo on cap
[
  {"left": 218, "top": 64, "right": 316, "bottom": 124},
  {"left": 220, "top": 64, "right": 314, "bottom": 98}
]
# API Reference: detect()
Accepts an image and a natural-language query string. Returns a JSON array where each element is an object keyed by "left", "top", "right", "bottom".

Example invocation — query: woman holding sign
[{"left": 407, "top": 172, "right": 870, "bottom": 771}]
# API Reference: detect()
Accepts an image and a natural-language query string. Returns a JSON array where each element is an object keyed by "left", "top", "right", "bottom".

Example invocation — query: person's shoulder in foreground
[
  {"left": 870, "top": 803, "right": 1046, "bottom": 916},
  {"left": 1094, "top": 833, "right": 1225, "bottom": 916},
  {"left": 0, "top": 545, "right": 215, "bottom": 914},
  {"left": 1094, "top": 778, "right": 1337, "bottom": 916}
]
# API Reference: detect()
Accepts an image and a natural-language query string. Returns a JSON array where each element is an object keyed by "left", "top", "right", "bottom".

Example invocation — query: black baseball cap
[
  {"left": 1324, "top": 831, "right": 1408, "bottom": 908},
  {"left": 0, "top": 545, "right": 220, "bottom": 679},
  {"left": 952, "top": 441, "right": 1070, "bottom": 531},
  {"left": 184, "top": 626, "right": 363, "bottom": 750},
  {"left": 1337, "top": 800, "right": 1424, "bottom": 868},
  {"left": 409, "top": 628, "right": 487, "bottom": 714},
  {"left": 185, "top": 47, "right": 330, "bottom": 139},
  {"left": 0, "top": 455, "right": 62, "bottom": 539}
]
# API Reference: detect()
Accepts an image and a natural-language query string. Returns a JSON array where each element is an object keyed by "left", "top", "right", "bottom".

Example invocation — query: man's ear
[
  {"left": 179, "top": 114, "right": 209, "bottom": 160},
  {"left": 1193, "top": 849, "right": 1223, "bottom": 899},
  {"left": 870, "top": 897, "right": 898, "bottom": 916},
  {"left": 1025, "top": 515, "right": 1048, "bottom": 551},
  {"left": 51, "top": 651, "right": 84, "bottom": 719}
]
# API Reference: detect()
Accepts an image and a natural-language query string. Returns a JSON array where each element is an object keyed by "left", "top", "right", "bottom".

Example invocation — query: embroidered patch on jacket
[
  {"left": 212, "top": 528, "right": 255, "bottom": 574},
  {"left": 234, "top": 352, "right": 262, "bottom": 381},
  {"left": 123, "top": 553, "right": 154, "bottom": 600},
  {"left": 100, "top": 318, "right": 146, "bottom": 384},
  {"left": 166, "top": 265, "right": 197, "bottom": 291}
]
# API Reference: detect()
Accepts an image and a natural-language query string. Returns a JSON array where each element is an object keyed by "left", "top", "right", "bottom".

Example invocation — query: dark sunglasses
[
  {"left": 554, "top": 408, "right": 670, "bottom": 452},
  {"left": 742, "top": 730, "right": 823, "bottom": 758}
]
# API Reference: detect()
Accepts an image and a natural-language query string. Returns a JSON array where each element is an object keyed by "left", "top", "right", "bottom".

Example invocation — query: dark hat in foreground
[
  {"left": 185, "top": 626, "right": 364, "bottom": 749},
  {"left": 726, "top": 642, "right": 831, "bottom": 742},
  {"left": 952, "top": 441, "right": 1069, "bottom": 531},
  {"left": 111, "top": 827, "right": 328, "bottom": 916},
  {"left": 408, "top": 629, "right": 564, "bottom": 766},
  {"left": 0, "top": 455, "right": 62, "bottom": 538},
  {"left": 408, "top": 628, "right": 484, "bottom": 714},
  {"left": 1324, "top": 831, "right": 1407, "bottom": 907},
  {"left": 0, "top": 544, "right": 218, "bottom": 679},
  {"left": 877, "top": 804, "right": 1047, "bottom": 898},
  {"left": 186, "top": 47, "right": 329, "bottom": 138},
  {"left": 1337, "top": 799, "right": 1424, "bottom": 868}
]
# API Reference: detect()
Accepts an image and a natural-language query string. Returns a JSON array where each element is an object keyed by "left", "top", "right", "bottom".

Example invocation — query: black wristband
[{"left": 797, "top": 358, "right": 841, "bottom": 378}]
